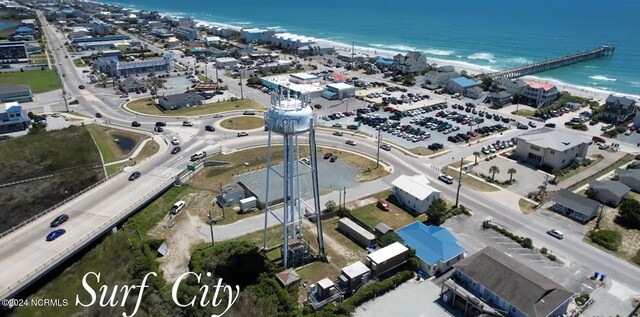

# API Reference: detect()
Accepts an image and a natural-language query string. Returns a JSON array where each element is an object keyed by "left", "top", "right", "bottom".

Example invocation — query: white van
[
  {"left": 190, "top": 151, "right": 207, "bottom": 161},
  {"left": 171, "top": 136, "right": 179, "bottom": 145},
  {"left": 170, "top": 201, "right": 186, "bottom": 215}
]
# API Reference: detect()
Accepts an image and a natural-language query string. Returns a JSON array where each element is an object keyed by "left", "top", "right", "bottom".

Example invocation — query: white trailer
[{"left": 239, "top": 196, "right": 258, "bottom": 213}]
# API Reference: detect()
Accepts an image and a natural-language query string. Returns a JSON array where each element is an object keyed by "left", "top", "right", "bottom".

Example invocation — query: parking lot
[{"left": 471, "top": 155, "right": 548, "bottom": 196}]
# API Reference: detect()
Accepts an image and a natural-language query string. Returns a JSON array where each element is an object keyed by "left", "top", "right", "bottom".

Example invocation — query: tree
[
  {"left": 489, "top": 165, "right": 500, "bottom": 181},
  {"left": 507, "top": 168, "right": 517, "bottom": 182},
  {"left": 616, "top": 198, "right": 640, "bottom": 229},
  {"left": 426, "top": 198, "right": 449, "bottom": 225},
  {"left": 473, "top": 152, "right": 480, "bottom": 165},
  {"left": 324, "top": 200, "right": 337, "bottom": 212},
  {"left": 246, "top": 77, "right": 261, "bottom": 86},
  {"left": 480, "top": 76, "right": 494, "bottom": 90}
]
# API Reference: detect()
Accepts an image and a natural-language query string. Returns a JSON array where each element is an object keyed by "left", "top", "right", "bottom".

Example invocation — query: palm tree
[
  {"left": 508, "top": 168, "right": 517, "bottom": 182},
  {"left": 489, "top": 165, "right": 500, "bottom": 181},
  {"left": 148, "top": 75, "right": 163, "bottom": 99},
  {"left": 473, "top": 152, "right": 480, "bottom": 165}
]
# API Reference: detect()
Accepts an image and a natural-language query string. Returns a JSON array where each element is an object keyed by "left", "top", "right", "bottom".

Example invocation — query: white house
[
  {"left": 424, "top": 70, "right": 459, "bottom": 86},
  {"left": 205, "top": 36, "right": 221, "bottom": 46},
  {"left": 514, "top": 128, "right": 590, "bottom": 170},
  {"left": 391, "top": 174, "right": 441, "bottom": 215}
]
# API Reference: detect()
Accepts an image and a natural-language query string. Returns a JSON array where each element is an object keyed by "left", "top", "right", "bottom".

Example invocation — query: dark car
[
  {"left": 544, "top": 123, "right": 556, "bottom": 128},
  {"left": 50, "top": 214, "right": 69, "bottom": 227},
  {"left": 428, "top": 142, "right": 444, "bottom": 151},
  {"left": 380, "top": 144, "right": 391, "bottom": 151},
  {"left": 154, "top": 126, "right": 164, "bottom": 133},
  {"left": 95, "top": 112, "right": 102, "bottom": 118},
  {"left": 131, "top": 121, "right": 141, "bottom": 127},
  {"left": 129, "top": 171, "right": 141, "bottom": 181},
  {"left": 171, "top": 146, "right": 181, "bottom": 154},
  {"left": 205, "top": 125, "right": 216, "bottom": 132},
  {"left": 323, "top": 152, "right": 333, "bottom": 159},
  {"left": 78, "top": 85, "right": 85, "bottom": 89},
  {"left": 69, "top": 100, "right": 79, "bottom": 105},
  {"left": 333, "top": 131, "right": 343, "bottom": 136},
  {"left": 155, "top": 121, "right": 167, "bottom": 127},
  {"left": 46, "top": 229, "right": 66, "bottom": 241},
  {"left": 330, "top": 155, "right": 338, "bottom": 162}
]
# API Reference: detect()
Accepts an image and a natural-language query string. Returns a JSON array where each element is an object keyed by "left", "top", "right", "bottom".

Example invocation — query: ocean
[{"left": 101, "top": 0, "right": 640, "bottom": 96}]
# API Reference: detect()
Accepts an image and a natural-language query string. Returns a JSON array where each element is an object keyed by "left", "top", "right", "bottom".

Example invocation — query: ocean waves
[
  {"left": 467, "top": 52, "right": 496, "bottom": 63},
  {"left": 589, "top": 75, "right": 617, "bottom": 82}
]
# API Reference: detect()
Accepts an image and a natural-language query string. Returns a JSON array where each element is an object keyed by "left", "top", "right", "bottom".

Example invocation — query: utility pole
[
  {"left": 204, "top": 61, "right": 208, "bottom": 80},
  {"left": 538, "top": 174, "right": 549, "bottom": 207},
  {"left": 343, "top": 187, "right": 346, "bottom": 210},
  {"left": 239, "top": 70, "right": 244, "bottom": 99},
  {"left": 215, "top": 63, "right": 219, "bottom": 83},
  {"left": 455, "top": 158, "right": 463, "bottom": 207},
  {"left": 207, "top": 209, "right": 215, "bottom": 246},
  {"left": 376, "top": 128, "right": 381, "bottom": 168}
]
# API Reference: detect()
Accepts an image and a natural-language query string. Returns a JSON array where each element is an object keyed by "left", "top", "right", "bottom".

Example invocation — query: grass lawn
[
  {"left": 444, "top": 165, "right": 499, "bottom": 192},
  {"left": 104, "top": 164, "right": 121, "bottom": 177},
  {"left": 297, "top": 261, "right": 340, "bottom": 283},
  {"left": 518, "top": 198, "right": 537, "bottom": 214},
  {"left": 72, "top": 58, "right": 86, "bottom": 67},
  {"left": 0, "top": 69, "right": 60, "bottom": 93},
  {"left": 556, "top": 155, "right": 604, "bottom": 182},
  {"left": 126, "top": 97, "right": 265, "bottom": 116},
  {"left": 350, "top": 191, "right": 427, "bottom": 230},
  {"left": 84, "top": 124, "right": 147, "bottom": 163},
  {"left": 134, "top": 139, "right": 160, "bottom": 162},
  {"left": 197, "top": 74, "right": 213, "bottom": 83},
  {"left": 220, "top": 116, "right": 264, "bottom": 130}
]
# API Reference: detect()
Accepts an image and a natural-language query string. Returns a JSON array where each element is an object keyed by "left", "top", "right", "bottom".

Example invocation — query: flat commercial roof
[
  {"left": 342, "top": 261, "right": 370, "bottom": 279},
  {"left": 327, "top": 83, "right": 355, "bottom": 91},
  {"left": 290, "top": 73, "right": 318, "bottom": 81},
  {"left": 367, "top": 242, "right": 408, "bottom": 264},
  {"left": 317, "top": 278, "right": 334, "bottom": 289}
]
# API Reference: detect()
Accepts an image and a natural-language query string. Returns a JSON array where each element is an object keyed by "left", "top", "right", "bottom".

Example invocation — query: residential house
[
  {"left": 521, "top": 81, "right": 559, "bottom": 108},
  {"left": 443, "top": 247, "right": 574, "bottom": 317},
  {"left": 119, "top": 77, "right": 145, "bottom": 93},
  {"left": 240, "top": 28, "right": 273, "bottom": 43},
  {"left": 634, "top": 112, "right": 640, "bottom": 129},
  {"left": 0, "top": 84, "right": 32, "bottom": 103},
  {"left": 601, "top": 95, "right": 637, "bottom": 125},
  {"left": 396, "top": 222, "right": 465, "bottom": 276},
  {"left": 392, "top": 51, "right": 427, "bottom": 74},
  {"left": 615, "top": 168, "right": 640, "bottom": 192},
  {"left": 588, "top": 180, "right": 630, "bottom": 207},
  {"left": 390, "top": 174, "right": 441, "bottom": 215},
  {"left": 424, "top": 70, "right": 459, "bottom": 86},
  {"left": 257, "top": 60, "right": 292, "bottom": 74},
  {"left": 271, "top": 33, "right": 315, "bottom": 49},
  {"left": 69, "top": 26, "right": 91, "bottom": 39},
  {"left": 496, "top": 78, "right": 526, "bottom": 96},
  {"left": 514, "top": 128, "right": 590, "bottom": 170},
  {"left": 550, "top": 189, "right": 600, "bottom": 223},
  {"left": 90, "top": 20, "right": 111, "bottom": 35},
  {"left": 205, "top": 36, "right": 221, "bottom": 46},
  {"left": 296, "top": 43, "right": 335, "bottom": 56},
  {"left": 156, "top": 91, "right": 205, "bottom": 111},
  {"left": 0, "top": 101, "right": 29, "bottom": 134},
  {"left": 488, "top": 91, "right": 513, "bottom": 106},
  {"left": 445, "top": 77, "right": 480, "bottom": 95}
]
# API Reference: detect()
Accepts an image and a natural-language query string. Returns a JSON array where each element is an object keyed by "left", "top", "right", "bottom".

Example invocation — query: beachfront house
[
  {"left": 496, "top": 78, "right": 526, "bottom": 96},
  {"left": 174, "top": 25, "right": 199, "bottom": 41},
  {"left": 600, "top": 95, "right": 637, "bottom": 125},
  {"left": 488, "top": 91, "right": 513, "bottom": 105},
  {"left": 390, "top": 174, "right": 440, "bottom": 215},
  {"left": 240, "top": 28, "right": 274, "bottom": 43},
  {"left": 514, "top": 128, "right": 590, "bottom": 170},
  {"left": 424, "top": 70, "right": 459, "bottom": 86},
  {"left": 634, "top": 112, "right": 640, "bottom": 129},
  {"left": 445, "top": 77, "right": 480, "bottom": 95},
  {"left": 296, "top": 43, "right": 335, "bottom": 57},
  {"left": 521, "top": 81, "right": 559, "bottom": 108},
  {"left": 392, "top": 51, "right": 427, "bottom": 74},
  {"left": 272, "top": 33, "right": 316, "bottom": 49}
]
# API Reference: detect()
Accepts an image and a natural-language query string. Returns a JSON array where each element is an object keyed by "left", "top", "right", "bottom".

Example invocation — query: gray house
[
  {"left": 601, "top": 95, "right": 637, "bottom": 125},
  {"left": 119, "top": 77, "right": 145, "bottom": 93},
  {"left": 443, "top": 247, "right": 574, "bottom": 317},
  {"left": 587, "top": 180, "right": 630, "bottom": 207},
  {"left": 550, "top": 189, "right": 600, "bottom": 223},
  {"left": 514, "top": 128, "right": 590, "bottom": 170},
  {"left": 615, "top": 168, "right": 640, "bottom": 192},
  {"left": 156, "top": 92, "right": 205, "bottom": 111}
]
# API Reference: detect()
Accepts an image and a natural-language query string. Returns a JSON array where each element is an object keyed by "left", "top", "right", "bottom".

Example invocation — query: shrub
[
  {"left": 522, "top": 238, "right": 533, "bottom": 249},
  {"left": 633, "top": 249, "right": 640, "bottom": 266},
  {"left": 590, "top": 230, "right": 622, "bottom": 251},
  {"left": 339, "top": 270, "right": 414, "bottom": 313},
  {"left": 547, "top": 254, "right": 557, "bottom": 261},
  {"left": 540, "top": 247, "right": 548, "bottom": 255}
]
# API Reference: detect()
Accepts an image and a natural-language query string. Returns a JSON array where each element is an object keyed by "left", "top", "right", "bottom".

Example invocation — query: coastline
[{"left": 94, "top": 0, "right": 639, "bottom": 102}]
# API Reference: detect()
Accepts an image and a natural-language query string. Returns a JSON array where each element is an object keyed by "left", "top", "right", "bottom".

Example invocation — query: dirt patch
[
  {"left": 148, "top": 192, "right": 209, "bottom": 283},
  {"left": 585, "top": 206, "right": 640, "bottom": 260},
  {"left": 303, "top": 220, "right": 364, "bottom": 267},
  {"left": 347, "top": 197, "right": 377, "bottom": 209}
]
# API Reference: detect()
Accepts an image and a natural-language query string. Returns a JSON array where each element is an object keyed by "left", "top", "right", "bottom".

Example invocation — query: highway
[{"left": 1, "top": 10, "right": 639, "bottom": 302}]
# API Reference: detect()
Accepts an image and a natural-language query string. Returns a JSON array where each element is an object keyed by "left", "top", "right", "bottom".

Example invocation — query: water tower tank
[{"left": 265, "top": 92, "right": 313, "bottom": 135}]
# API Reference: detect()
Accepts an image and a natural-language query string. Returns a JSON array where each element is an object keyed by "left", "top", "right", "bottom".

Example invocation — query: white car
[
  {"left": 547, "top": 229, "right": 564, "bottom": 239},
  {"left": 438, "top": 174, "right": 454, "bottom": 184},
  {"left": 346, "top": 140, "right": 357, "bottom": 146},
  {"left": 170, "top": 200, "right": 186, "bottom": 215},
  {"left": 51, "top": 112, "right": 60, "bottom": 118},
  {"left": 171, "top": 136, "right": 179, "bottom": 145}
]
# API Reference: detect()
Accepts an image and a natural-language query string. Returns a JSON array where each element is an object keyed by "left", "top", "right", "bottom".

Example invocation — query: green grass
[
  {"left": 84, "top": 125, "right": 147, "bottom": 163},
  {"left": 0, "top": 69, "right": 60, "bottom": 93},
  {"left": 297, "top": 261, "right": 340, "bottom": 283},
  {"left": 567, "top": 154, "right": 635, "bottom": 191},
  {"left": 349, "top": 191, "right": 427, "bottom": 230},
  {"left": 220, "top": 116, "right": 264, "bottom": 130},
  {"left": 555, "top": 156, "right": 604, "bottom": 182},
  {"left": 512, "top": 109, "right": 536, "bottom": 117},
  {"left": 126, "top": 97, "right": 265, "bottom": 116},
  {"left": 197, "top": 74, "right": 213, "bottom": 83},
  {"left": 72, "top": 58, "right": 85, "bottom": 67},
  {"left": 0, "top": 126, "right": 104, "bottom": 232},
  {"left": 104, "top": 164, "right": 121, "bottom": 176}
]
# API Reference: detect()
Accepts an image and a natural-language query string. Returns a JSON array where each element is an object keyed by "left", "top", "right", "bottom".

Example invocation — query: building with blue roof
[
  {"left": 396, "top": 222, "right": 465, "bottom": 276},
  {"left": 445, "top": 76, "right": 480, "bottom": 94},
  {"left": 374, "top": 56, "right": 394, "bottom": 67}
]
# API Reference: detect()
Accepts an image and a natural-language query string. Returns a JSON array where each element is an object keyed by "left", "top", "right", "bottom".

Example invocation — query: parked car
[
  {"left": 129, "top": 171, "right": 141, "bottom": 181},
  {"left": 69, "top": 100, "right": 79, "bottom": 105},
  {"left": 171, "top": 146, "right": 181, "bottom": 154},
  {"left": 213, "top": 113, "right": 223, "bottom": 118},
  {"left": 345, "top": 140, "right": 357, "bottom": 146},
  {"left": 377, "top": 199, "right": 391, "bottom": 211},
  {"left": 323, "top": 152, "right": 333, "bottom": 159},
  {"left": 95, "top": 112, "right": 102, "bottom": 118},
  {"left": 330, "top": 155, "right": 338, "bottom": 162},
  {"left": 237, "top": 131, "right": 249, "bottom": 137},
  {"left": 169, "top": 201, "right": 186, "bottom": 215},
  {"left": 205, "top": 125, "right": 216, "bottom": 132},
  {"left": 243, "top": 110, "right": 256, "bottom": 115},
  {"left": 46, "top": 229, "right": 66, "bottom": 241},
  {"left": 50, "top": 214, "right": 69, "bottom": 227},
  {"left": 438, "top": 174, "right": 454, "bottom": 184},
  {"left": 131, "top": 121, "right": 141, "bottom": 127},
  {"left": 78, "top": 85, "right": 85, "bottom": 89},
  {"left": 547, "top": 229, "right": 564, "bottom": 240},
  {"left": 544, "top": 123, "right": 556, "bottom": 128}
]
